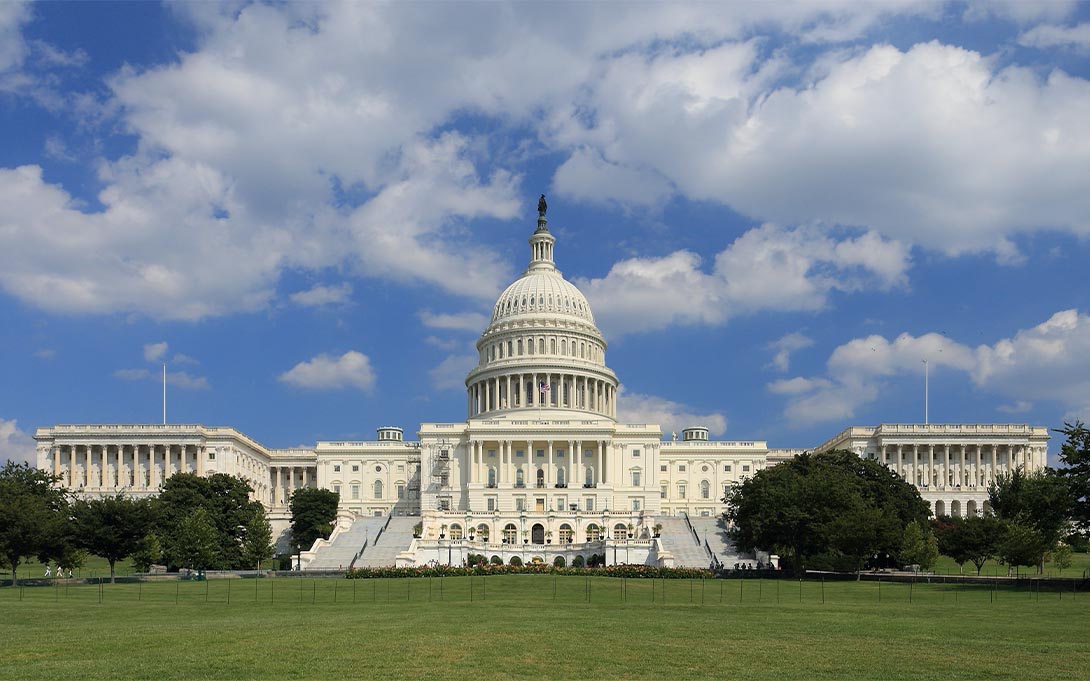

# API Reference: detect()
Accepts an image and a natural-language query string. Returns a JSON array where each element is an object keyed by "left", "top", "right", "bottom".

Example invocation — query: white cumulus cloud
[
  {"left": 278, "top": 351, "right": 376, "bottom": 391},
  {"left": 289, "top": 283, "right": 353, "bottom": 307},
  {"left": 0, "top": 418, "right": 36, "bottom": 466},
  {"left": 617, "top": 386, "right": 727, "bottom": 439}
]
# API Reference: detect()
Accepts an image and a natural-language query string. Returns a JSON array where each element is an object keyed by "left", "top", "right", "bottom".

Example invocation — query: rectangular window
[
  {"left": 333, "top": 464, "right": 341, "bottom": 473},
  {"left": 678, "top": 465, "right": 686, "bottom": 472},
  {"left": 557, "top": 496, "right": 566, "bottom": 510},
  {"left": 585, "top": 497, "right": 595, "bottom": 511},
  {"left": 660, "top": 465, "right": 667, "bottom": 472},
  {"left": 516, "top": 449, "right": 524, "bottom": 458},
  {"left": 397, "top": 485, "right": 405, "bottom": 500},
  {"left": 536, "top": 449, "right": 544, "bottom": 458},
  {"left": 660, "top": 485, "right": 667, "bottom": 499},
  {"left": 678, "top": 485, "right": 686, "bottom": 499},
  {"left": 631, "top": 498, "right": 641, "bottom": 511},
  {"left": 632, "top": 449, "right": 641, "bottom": 457},
  {"left": 631, "top": 471, "right": 641, "bottom": 486},
  {"left": 723, "top": 465, "right": 731, "bottom": 472},
  {"left": 742, "top": 465, "right": 751, "bottom": 472},
  {"left": 397, "top": 464, "right": 404, "bottom": 472},
  {"left": 487, "top": 497, "right": 496, "bottom": 511},
  {"left": 557, "top": 450, "right": 565, "bottom": 457},
  {"left": 515, "top": 497, "right": 525, "bottom": 511},
  {"left": 352, "top": 465, "right": 359, "bottom": 472},
  {"left": 488, "top": 449, "right": 495, "bottom": 458},
  {"left": 333, "top": 484, "right": 341, "bottom": 495},
  {"left": 724, "top": 485, "right": 730, "bottom": 498},
  {"left": 439, "top": 498, "right": 450, "bottom": 511},
  {"left": 536, "top": 498, "right": 545, "bottom": 512},
  {"left": 208, "top": 452, "right": 216, "bottom": 460},
  {"left": 351, "top": 485, "right": 359, "bottom": 500}
]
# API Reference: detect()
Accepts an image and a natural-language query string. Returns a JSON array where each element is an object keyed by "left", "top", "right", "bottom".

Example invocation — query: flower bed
[{"left": 345, "top": 564, "right": 712, "bottom": 580}]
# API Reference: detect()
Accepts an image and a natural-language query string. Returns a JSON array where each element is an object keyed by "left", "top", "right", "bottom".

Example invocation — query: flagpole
[{"left": 162, "top": 364, "right": 167, "bottom": 425}]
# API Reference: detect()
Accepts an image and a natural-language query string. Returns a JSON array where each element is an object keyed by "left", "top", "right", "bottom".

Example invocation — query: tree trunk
[
  {"left": 109, "top": 558, "right": 116, "bottom": 584},
  {"left": 9, "top": 558, "right": 17, "bottom": 587}
]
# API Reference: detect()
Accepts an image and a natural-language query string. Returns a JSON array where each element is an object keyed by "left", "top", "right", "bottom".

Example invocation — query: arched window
[
  {"left": 476, "top": 524, "right": 490, "bottom": 541},
  {"left": 586, "top": 524, "right": 601, "bottom": 542},
  {"left": 561, "top": 339, "right": 567, "bottom": 355},
  {"left": 559, "top": 524, "right": 573, "bottom": 544},
  {"left": 585, "top": 467, "right": 593, "bottom": 487},
  {"left": 536, "top": 468, "right": 545, "bottom": 488},
  {"left": 700, "top": 480, "right": 710, "bottom": 499},
  {"left": 517, "top": 340, "right": 523, "bottom": 355},
  {"left": 557, "top": 468, "right": 566, "bottom": 487},
  {"left": 516, "top": 469, "right": 524, "bottom": 487},
  {"left": 614, "top": 523, "right": 628, "bottom": 540},
  {"left": 503, "top": 523, "right": 518, "bottom": 544},
  {"left": 488, "top": 468, "right": 496, "bottom": 487},
  {"left": 374, "top": 480, "right": 383, "bottom": 499},
  {"left": 450, "top": 524, "right": 463, "bottom": 540}
]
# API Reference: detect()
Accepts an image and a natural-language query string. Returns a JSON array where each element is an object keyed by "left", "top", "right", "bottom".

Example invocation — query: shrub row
[{"left": 345, "top": 563, "right": 713, "bottom": 580}]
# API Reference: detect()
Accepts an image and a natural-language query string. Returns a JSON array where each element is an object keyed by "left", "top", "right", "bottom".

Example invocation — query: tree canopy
[
  {"left": 289, "top": 487, "right": 339, "bottom": 553},
  {"left": 70, "top": 493, "right": 154, "bottom": 582},
  {"left": 1055, "top": 421, "right": 1090, "bottom": 538},
  {"left": 725, "top": 450, "right": 930, "bottom": 574},
  {"left": 988, "top": 467, "right": 1071, "bottom": 572},
  {"left": 156, "top": 473, "right": 267, "bottom": 570},
  {"left": 933, "top": 514, "right": 1005, "bottom": 575},
  {"left": 0, "top": 462, "right": 69, "bottom": 585}
]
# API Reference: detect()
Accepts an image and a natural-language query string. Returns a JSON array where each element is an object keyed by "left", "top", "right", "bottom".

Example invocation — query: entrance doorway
[{"left": 532, "top": 523, "right": 545, "bottom": 544}]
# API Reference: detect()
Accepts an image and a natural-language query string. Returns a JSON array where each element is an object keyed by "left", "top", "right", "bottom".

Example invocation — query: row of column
[
  {"left": 49, "top": 443, "right": 204, "bottom": 491},
  {"left": 884, "top": 443, "right": 1036, "bottom": 489},
  {"left": 271, "top": 465, "right": 315, "bottom": 507},
  {"left": 468, "top": 372, "right": 616, "bottom": 417},
  {"left": 467, "top": 439, "right": 611, "bottom": 488}
]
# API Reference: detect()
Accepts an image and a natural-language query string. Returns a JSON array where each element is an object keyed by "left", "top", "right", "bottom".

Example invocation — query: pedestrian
[
  {"left": 67, "top": 568, "right": 73, "bottom": 578},
  {"left": 44, "top": 564, "right": 51, "bottom": 578}
]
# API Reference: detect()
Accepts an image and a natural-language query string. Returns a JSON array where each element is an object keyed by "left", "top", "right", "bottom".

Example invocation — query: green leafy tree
[
  {"left": 240, "top": 509, "right": 274, "bottom": 569},
  {"left": 989, "top": 467, "right": 1072, "bottom": 572},
  {"left": 1049, "top": 542, "right": 1073, "bottom": 575},
  {"left": 130, "top": 532, "right": 162, "bottom": 573},
  {"left": 995, "top": 520, "right": 1049, "bottom": 576},
  {"left": 70, "top": 494, "right": 154, "bottom": 582},
  {"left": 289, "top": 487, "right": 339, "bottom": 553},
  {"left": 171, "top": 507, "right": 219, "bottom": 571},
  {"left": 900, "top": 520, "right": 939, "bottom": 570},
  {"left": 56, "top": 545, "right": 87, "bottom": 574},
  {"left": 1055, "top": 421, "right": 1090, "bottom": 538},
  {"left": 726, "top": 450, "right": 929, "bottom": 574},
  {"left": 156, "top": 473, "right": 266, "bottom": 569},
  {"left": 0, "top": 462, "right": 69, "bottom": 585},
  {"left": 933, "top": 514, "right": 1004, "bottom": 575}
]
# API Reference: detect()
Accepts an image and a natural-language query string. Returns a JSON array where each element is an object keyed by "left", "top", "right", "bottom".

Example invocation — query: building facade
[{"left": 33, "top": 204, "right": 1049, "bottom": 566}]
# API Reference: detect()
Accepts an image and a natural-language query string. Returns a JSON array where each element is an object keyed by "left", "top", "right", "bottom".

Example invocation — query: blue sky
[{"left": 3, "top": 1, "right": 1090, "bottom": 465}]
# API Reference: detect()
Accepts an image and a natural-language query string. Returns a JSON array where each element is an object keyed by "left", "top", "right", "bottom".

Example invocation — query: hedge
[{"left": 344, "top": 564, "right": 713, "bottom": 580}]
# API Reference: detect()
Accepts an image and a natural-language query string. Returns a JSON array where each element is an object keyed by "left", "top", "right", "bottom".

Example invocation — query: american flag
[{"left": 539, "top": 381, "right": 550, "bottom": 394}]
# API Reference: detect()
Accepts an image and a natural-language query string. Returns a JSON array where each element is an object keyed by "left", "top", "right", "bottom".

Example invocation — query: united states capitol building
[{"left": 33, "top": 202, "right": 1050, "bottom": 569}]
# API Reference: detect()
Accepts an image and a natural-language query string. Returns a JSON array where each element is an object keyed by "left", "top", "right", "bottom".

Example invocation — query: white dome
[{"left": 489, "top": 270, "right": 596, "bottom": 326}]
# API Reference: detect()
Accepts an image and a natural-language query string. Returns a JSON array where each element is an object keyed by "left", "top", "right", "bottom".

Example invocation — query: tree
[
  {"left": 130, "top": 532, "right": 162, "bottom": 573},
  {"left": 171, "top": 507, "right": 219, "bottom": 571},
  {"left": 989, "top": 467, "right": 1072, "bottom": 572},
  {"left": 156, "top": 473, "right": 266, "bottom": 570},
  {"left": 726, "top": 450, "right": 930, "bottom": 574},
  {"left": 900, "top": 520, "right": 939, "bottom": 571},
  {"left": 0, "top": 462, "right": 69, "bottom": 586},
  {"left": 240, "top": 508, "right": 274, "bottom": 569},
  {"left": 933, "top": 514, "right": 1004, "bottom": 575},
  {"left": 289, "top": 487, "right": 339, "bottom": 553},
  {"left": 995, "top": 520, "right": 1049, "bottom": 576},
  {"left": 1050, "top": 542, "right": 1074, "bottom": 575},
  {"left": 1055, "top": 421, "right": 1090, "bottom": 538},
  {"left": 70, "top": 494, "right": 154, "bottom": 582}
]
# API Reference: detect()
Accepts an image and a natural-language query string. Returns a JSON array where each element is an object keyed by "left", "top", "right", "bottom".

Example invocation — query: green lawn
[
  {"left": 2, "top": 575, "right": 1087, "bottom": 680},
  {"left": 930, "top": 551, "right": 1090, "bottom": 577}
]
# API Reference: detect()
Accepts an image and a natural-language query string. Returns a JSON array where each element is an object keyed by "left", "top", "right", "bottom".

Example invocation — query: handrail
[
  {"left": 373, "top": 514, "right": 393, "bottom": 546},
  {"left": 349, "top": 538, "right": 369, "bottom": 570}
]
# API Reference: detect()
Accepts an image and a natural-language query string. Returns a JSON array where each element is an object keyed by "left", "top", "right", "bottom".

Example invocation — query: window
[
  {"left": 660, "top": 484, "right": 668, "bottom": 499},
  {"left": 723, "top": 465, "right": 731, "bottom": 472},
  {"left": 208, "top": 451, "right": 216, "bottom": 460},
  {"left": 487, "top": 497, "right": 496, "bottom": 511},
  {"left": 333, "top": 484, "right": 341, "bottom": 495},
  {"left": 373, "top": 480, "right": 383, "bottom": 499},
  {"left": 397, "top": 484, "right": 405, "bottom": 500},
  {"left": 585, "top": 497, "right": 595, "bottom": 511},
  {"left": 536, "top": 469, "right": 545, "bottom": 487},
  {"left": 515, "top": 497, "right": 525, "bottom": 511},
  {"left": 614, "top": 523, "right": 629, "bottom": 540},
  {"left": 723, "top": 485, "right": 730, "bottom": 498},
  {"left": 352, "top": 465, "right": 359, "bottom": 472},
  {"left": 487, "top": 468, "right": 496, "bottom": 487},
  {"left": 678, "top": 464, "right": 686, "bottom": 472},
  {"left": 516, "top": 469, "right": 525, "bottom": 487},
  {"left": 516, "top": 449, "right": 524, "bottom": 457},
  {"left": 557, "top": 468, "right": 566, "bottom": 486},
  {"left": 700, "top": 480, "right": 710, "bottom": 499},
  {"left": 333, "top": 464, "right": 341, "bottom": 473},
  {"left": 559, "top": 525, "right": 573, "bottom": 544},
  {"left": 557, "top": 449, "right": 565, "bottom": 457},
  {"left": 677, "top": 484, "right": 686, "bottom": 499},
  {"left": 632, "top": 448, "right": 641, "bottom": 457},
  {"left": 631, "top": 471, "right": 641, "bottom": 486},
  {"left": 503, "top": 523, "right": 518, "bottom": 544},
  {"left": 742, "top": 465, "right": 750, "bottom": 472},
  {"left": 439, "top": 498, "right": 451, "bottom": 511},
  {"left": 450, "top": 524, "right": 463, "bottom": 540},
  {"left": 660, "top": 465, "right": 667, "bottom": 472},
  {"left": 351, "top": 484, "right": 359, "bottom": 500},
  {"left": 586, "top": 524, "right": 601, "bottom": 542},
  {"left": 631, "top": 498, "right": 641, "bottom": 511},
  {"left": 536, "top": 449, "right": 544, "bottom": 458},
  {"left": 488, "top": 449, "right": 495, "bottom": 458}
]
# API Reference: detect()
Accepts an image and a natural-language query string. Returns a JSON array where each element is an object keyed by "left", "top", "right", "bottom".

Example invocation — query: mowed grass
[{"left": 2, "top": 575, "right": 1088, "bottom": 680}]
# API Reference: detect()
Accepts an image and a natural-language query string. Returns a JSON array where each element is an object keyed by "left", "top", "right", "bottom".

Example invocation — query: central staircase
[
  {"left": 655, "top": 515, "right": 714, "bottom": 568},
  {"left": 305, "top": 515, "right": 388, "bottom": 570},
  {"left": 352, "top": 516, "right": 418, "bottom": 568}
]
